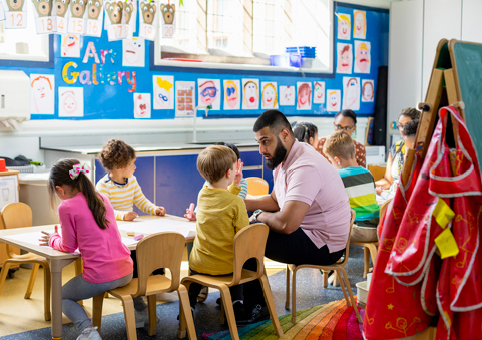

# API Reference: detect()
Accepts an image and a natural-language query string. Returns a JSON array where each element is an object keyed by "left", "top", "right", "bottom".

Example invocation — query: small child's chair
[
  {"left": 245, "top": 177, "right": 269, "bottom": 196},
  {"left": 0, "top": 202, "right": 51, "bottom": 321},
  {"left": 180, "top": 223, "right": 283, "bottom": 340},
  {"left": 92, "top": 232, "right": 196, "bottom": 340}
]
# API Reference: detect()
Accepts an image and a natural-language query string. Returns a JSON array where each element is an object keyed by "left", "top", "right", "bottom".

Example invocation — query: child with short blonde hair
[{"left": 324, "top": 131, "right": 379, "bottom": 242}]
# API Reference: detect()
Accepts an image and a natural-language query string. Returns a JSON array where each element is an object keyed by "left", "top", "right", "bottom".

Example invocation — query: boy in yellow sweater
[{"left": 188, "top": 145, "right": 249, "bottom": 319}]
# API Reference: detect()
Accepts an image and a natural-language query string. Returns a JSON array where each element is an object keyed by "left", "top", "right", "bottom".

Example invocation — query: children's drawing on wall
[
  {"left": 61, "top": 34, "right": 80, "bottom": 57},
  {"left": 354, "top": 41, "right": 371, "bottom": 73},
  {"left": 104, "top": 0, "right": 126, "bottom": 41},
  {"left": 138, "top": 1, "right": 157, "bottom": 40},
  {"left": 58, "top": 87, "right": 84, "bottom": 117},
  {"left": 55, "top": 0, "right": 70, "bottom": 33},
  {"left": 313, "top": 81, "right": 325, "bottom": 104},
  {"left": 2, "top": 0, "right": 28, "bottom": 28},
  {"left": 153, "top": 75, "right": 174, "bottom": 110},
  {"left": 198, "top": 79, "right": 220, "bottom": 110},
  {"left": 175, "top": 81, "right": 195, "bottom": 117},
  {"left": 133, "top": 93, "right": 151, "bottom": 118},
  {"left": 123, "top": 0, "right": 136, "bottom": 37},
  {"left": 30, "top": 74, "right": 55, "bottom": 114},
  {"left": 297, "top": 82, "right": 312, "bottom": 110},
  {"left": 362, "top": 79, "right": 375, "bottom": 102},
  {"left": 336, "top": 43, "right": 352, "bottom": 74},
  {"left": 122, "top": 37, "right": 145, "bottom": 67},
  {"left": 160, "top": 3, "right": 175, "bottom": 39},
  {"left": 337, "top": 13, "right": 351, "bottom": 40},
  {"left": 327, "top": 90, "right": 341, "bottom": 112},
  {"left": 85, "top": 0, "right": 104, "bottom": 37},
  {"left": 30, "top": 0, "right": 57, "bottom": 34},
  {"left": 241, "top": 78, "right": 259, "bottom": 110},
  {"left": 279, "top": 86, "right": 295, "bottom": 106},
  {"left": 353, "top": 10, "right": 366, "bottom": 39},
  {"left": 261, "top": 82, "right": 278, "bottom": 109},
  {"left": 223, "top": 80, "right": 240, "bottom": 110},
  {"left": 343, "top": 77, "right": 360, "bottom": 110}
]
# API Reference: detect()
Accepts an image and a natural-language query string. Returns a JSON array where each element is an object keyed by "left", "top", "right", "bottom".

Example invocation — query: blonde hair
[
  {"left": 197, "top": 145, "right": 237, "bottom": 184},
  {"left": 323, "top": 130, "right": 355, "bottom": 160},
  {"left": 262, "top": 83, "right": 278, "bottom": 107},
  {"left": 156, "top": 77, "right": 173, "bottom": 91},
  {"left": 338, "top": 14, "right": 351, "bottom": 25},
  {"left": 224, "top": 80, "right": 238, "bottom": 101}
]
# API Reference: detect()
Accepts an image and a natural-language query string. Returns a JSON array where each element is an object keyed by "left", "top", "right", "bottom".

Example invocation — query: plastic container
[
  {"left": 270, "top": 54, "right": 290, "bottom": 67},
  {"left": 356, "top": 281, "right": 368, "bottom": 306},
  {"left": 288, "top": 53, "right": 302, "bottom": 67},
  {"left": 0, "top": 159, "right": 7, "bottom": 172},
  {"left": 301, "top": 58, "right": 316, "bottom": 68}
]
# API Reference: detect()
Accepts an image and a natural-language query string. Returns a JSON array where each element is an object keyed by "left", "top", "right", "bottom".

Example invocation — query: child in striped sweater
[{"left": 324, "top": 131, "right": 380, "bottom": 243}]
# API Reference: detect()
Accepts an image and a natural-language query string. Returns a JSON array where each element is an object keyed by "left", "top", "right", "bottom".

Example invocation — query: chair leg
[
  {"left": 291, "top": 266, "right": 297, "bottom": 324},
  {"left": 339, "top": 268, "right": 362, "bottom": 323},
  {"left": 121, "top": 296, "right": 137, "bottom": 340},
  {"left": 322, "top": 270, "right": 329, "bottom": 288},
  {"left": 74, "top": 258, "right": 84, "bottom": 306},
  {"left": 363, "top": 247, "right": 370, "bottom": 278},
  {"left": 177, "top": 285, "right": 196, "bottom": 340},
  {"left": 285, "top": 265, "right": 290, "bottom": 310},
  {"left": 336, "top": 270, "right": 350, "bottom": 307},
  {"left": 42, "top": 261, "right": 51, "bottom": 321},
  {"left": 219, "top": 285, "right": 238, "bottom": 340},
  {"left": 332, "top": 272, "right": 339, "bottom": 287},
  {"left": 0, "top": 261, "right": 12, "bottom": 295},
  {"left": 259, "top": 275, "right": 283, "bottom": 337},
  {"left": 92, "top": 293, "right": 105, "bottom": 332},
  {"left": 147, "top": 295, "right": 157, "bottom": 336},
  {"left": 367, "top": 244, "right": 379, "bottom": 267},
  {"left": 24, "top": 263, "right": 40, "bottom": 299}
]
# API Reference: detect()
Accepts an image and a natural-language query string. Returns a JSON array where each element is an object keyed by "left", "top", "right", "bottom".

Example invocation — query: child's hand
[
  {"left": 39, "top": 225, "right": 58, "bottom": 246},
  {"left": 376, "top": 186, "right": 384, "bottom": 195},
  {"left": 184, "top": 208, "right": 196, "bottom": 221},
  {"left": 123, "top": 211, "right": 138, "bottom": 221},
  {"left": 234, "top": 159, "right": 244, "bottom": 187},
  {"left": 155, "top": 207, "right": 166, "bottom": 216}
]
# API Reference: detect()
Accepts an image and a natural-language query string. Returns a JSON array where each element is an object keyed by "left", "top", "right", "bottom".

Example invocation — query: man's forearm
[
  {"left": 245, "top": 194, "right": 280, "bottom": 212},
  {"left": 256, "top": 211, "right": 291, "bottom": 234}
]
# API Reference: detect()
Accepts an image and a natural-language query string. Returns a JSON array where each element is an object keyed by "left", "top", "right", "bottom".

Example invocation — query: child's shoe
[
  {"left": 76, "top": 326, "right": 102, "bottom": 340},
  {"left": 134, "top": 308, "right": 160, "bottom": 328}
]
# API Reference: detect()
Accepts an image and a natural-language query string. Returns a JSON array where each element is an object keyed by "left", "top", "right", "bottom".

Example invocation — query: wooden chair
[
  {"left": 180, "top": 223, "right": 283, "bottom": 340},
  {"left": 285, "top": 210, "right": 362, "bottom": 324},
  {"left": 92, "top": 232, "right": 196, "bottom": 340},
  {"left": 245, "top": 177, "right": 269, "bottom": 196},
  {"left": 0, "top": 202, "right": 51, "bottom": 321}
]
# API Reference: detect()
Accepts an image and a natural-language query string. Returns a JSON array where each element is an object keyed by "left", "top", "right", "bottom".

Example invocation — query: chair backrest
[
  {"left": 231, "top": 223, "right": 269, "bottom": 285},
  {"left": 379, "top": 198, "right": 393, "bottom": 221},
  {"left": 134, "top": 232, "right": 186, "bottom": 297},
  {"left": 368, "top": 164, "right": 387, "bottom": 182},
  {"left": 1, "top": 203, "right": 33, "bottom": 259},
  {"left": 339, "top": 209, "right": 356, "bottom": 267},
  {"left": 246, "top": 177, "right": 269, "bottom": 196}
]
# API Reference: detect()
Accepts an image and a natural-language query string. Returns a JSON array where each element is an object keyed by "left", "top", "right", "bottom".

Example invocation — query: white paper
[
  {"left": 198, "top": 78, "right": 220, "bottom": 110},
  {"left": 342, "top": 77, "right": 360, "bottom": 111},
  {"left": 61, "top": 34, "right": 81, "bottom": 57},
  {"left": 354, "top": 40, "right": 371, "bottom": 74},
  {"left": 68, "top": 0, "right": 88, "bottom": 34},
  {"left": 4, "top": 11, "right": 27, "bottom": 28},
  {"left": 353, "top": 10, "right": 366, "bottom": 40},
  {"left": 0, "top": 2, "right": 5, "bottom": 21},
  {"left": 57, "top": 17, "right": 68, "bottom": 34},
  {"left": 362, "top": 79, "right": 375, "bottom": 102},
  {"left": 336, "top": 43, "right": 352, "bottom": 74},
  {"left": 327, "top": 89, "right": 341, "bottom": 112},
  {"left": 117, "top": 218, "right": 196, "bottom": 239},
  {"left": 153, "top": 75, "right": 174, "bottom": 109},
  {"left": 241, "top": 78, "right": 259, "bottom": 110},
  {"left": 30, "top": 74, "right": 55, "bottom": 114},
  {"left": 30, "top": 0, "right": 56, "bottom": 34},
  {"left": 261, "top": 81, "right": 278, "bottom": 109},
  {"left": 122, "top": 37, "right": 145, "bottom": 67},
  {"left": 104, "top": 0, "right": 126, "bottom": 41},
  {"left": 296, "top": 82, "right": 312, "bottom": 110},
  {"left": 85, "top": 0, "right": 104, "bottom": 37},
  {"left": 124, "top": 0, "right": 136, "bottom": 36},
  {"left": 0, "top": 175, "right": 18, "bottom": 210},
  {"left": 160, "top": 3, "right": 175, "bottom": 39},
  {"left": 313, "top": 81, "right": 325, "bottom": 104},
  {"left": 138, "top": 0, "right": 157, "bottom": 40},
  {"left": 337, "top": 13, "right": 351, "bottom": 40},
  {"left": 58, "top": 86, "right": 84, "bottom": 117},
  {"left": 133, "top": 92, "right": 151, "bottom": 118},
  {"left": 279, "top": 85, "right": 295, "bottom": 106},
  {"left": 222, "top": 79, "right": 240, "bottom": 110},
  {"left": 175, "top": 81, "right": 195, "bottom": 117}
]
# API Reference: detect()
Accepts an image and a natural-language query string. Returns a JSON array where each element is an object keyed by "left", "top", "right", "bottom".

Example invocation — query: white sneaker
[
  {"left": 76, "top": 326, "right": 102, "bottom": 340},
  {"left": 134, "top": 308, "right": 160, "bottom": 328}
]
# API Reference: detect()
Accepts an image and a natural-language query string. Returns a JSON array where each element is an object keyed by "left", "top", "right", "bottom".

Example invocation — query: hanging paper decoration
[
  {"left": 104, "top": 0, "right": 125, "bottom": 41},
  {"left": 30, "top": 0, "right": 56, "bottom": 34},
  {"left": 160, "top": 2, "right": 175, "bottom": 39},
  {"left": 67, "top": 0, "right": 88, "bottom": 34},
  {"left": 138, "top": 0, "right": 157, "bottom": 41},
  {"left": 0, "top": 2, "right": 5, "bottom": 21},
  {"left": 124, "top": 0, "right": 136, "bottom": 37},
  {"left": 55, "top": 0, "right": 70, "bottom": 33},
  {"left": 2, "top": 0, "right": 28, "bottom": 28},
  {"left": 84, "top": 0, "right": 103, "bottom": 36}
]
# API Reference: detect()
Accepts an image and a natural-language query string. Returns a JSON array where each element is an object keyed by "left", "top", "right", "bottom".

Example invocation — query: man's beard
[{"left": 265, "top": 136, "right": 288, "bottom": 170}]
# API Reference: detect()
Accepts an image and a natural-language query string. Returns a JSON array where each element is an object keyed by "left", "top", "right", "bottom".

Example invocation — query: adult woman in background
[{"left": 375, "top": 107, "right": 421, "bottom": 194}]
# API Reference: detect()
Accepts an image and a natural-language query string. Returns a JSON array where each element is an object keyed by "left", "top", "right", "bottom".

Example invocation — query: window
[
  {"left": 0, "top": 16, "right": 50, "bottom": 62},
  {"left": 154, "top": 0, "right": 333, "bottom": 73}
]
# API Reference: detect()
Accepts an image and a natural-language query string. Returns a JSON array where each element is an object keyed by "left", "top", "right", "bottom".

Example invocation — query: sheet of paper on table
[{"left": 117, "top": 218, "right": 196, "bottom": 239}]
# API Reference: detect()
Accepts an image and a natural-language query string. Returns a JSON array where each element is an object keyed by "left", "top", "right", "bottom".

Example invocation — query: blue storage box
[{"left": 270, "top": 54, "right": 290, "bottom": 67}]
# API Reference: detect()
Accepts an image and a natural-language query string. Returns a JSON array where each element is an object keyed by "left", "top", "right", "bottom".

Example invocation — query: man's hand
[
  {"left": 255, "top": 200, "right": 310, "bottom": 234},
  {"left": 155, "top": 207, "right": 166, "bottom": 216},
  {"left": 123, "top": 211, "right": 138, "bottom": 221},
  {"left": 39, "top": 225, "right": 58, "bottom": 246},
  {"left": 233, "top": 159, "right": 244, "bottom": 187}
]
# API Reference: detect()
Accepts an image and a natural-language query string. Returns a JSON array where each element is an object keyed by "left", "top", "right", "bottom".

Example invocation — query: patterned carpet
[{"left": 203, "top": 299, "right": 364, "bottom": 340}]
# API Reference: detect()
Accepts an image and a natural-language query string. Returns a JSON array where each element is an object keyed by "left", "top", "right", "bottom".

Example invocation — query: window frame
[
  {"left": 0, "top": 34, "right": 54, "bottom": 68},
  {"left": 152, "top": 0, "right": 336, "bottom": 78}
]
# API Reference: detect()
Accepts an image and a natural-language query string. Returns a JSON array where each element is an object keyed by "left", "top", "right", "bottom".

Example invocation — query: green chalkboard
[{"left": 451, "top": 40, "right": 482, "bottom": 164}]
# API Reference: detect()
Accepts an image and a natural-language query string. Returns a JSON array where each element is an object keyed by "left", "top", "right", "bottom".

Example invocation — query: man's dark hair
[
  {"left": 334, "top": 109, "right": 357, "bottom": 125},
  {"left": 403, "top": 119, "right": 419, "bottom": 137},
  {"left": 253, "top": 110, "right": 293, "bottom": 135}
]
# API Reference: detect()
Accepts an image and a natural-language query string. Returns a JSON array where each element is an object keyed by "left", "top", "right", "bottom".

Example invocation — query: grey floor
[{"left": 0, "top": 245, "right": 367, "bottom": 340}]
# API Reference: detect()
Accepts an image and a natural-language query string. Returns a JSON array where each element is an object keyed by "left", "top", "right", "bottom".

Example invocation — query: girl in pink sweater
[{"left": 39, "top": 159, "right": 142, "bottom": 340}]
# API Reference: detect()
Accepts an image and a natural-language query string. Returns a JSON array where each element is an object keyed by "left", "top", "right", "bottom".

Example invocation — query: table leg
[{"left": 50, "top": 258, "right": 77, "bottom": 340}]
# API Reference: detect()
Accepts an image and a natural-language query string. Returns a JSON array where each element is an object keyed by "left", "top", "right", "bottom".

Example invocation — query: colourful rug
[{"left": 203, "top": 299, "right": 365, "bottom": 340}]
